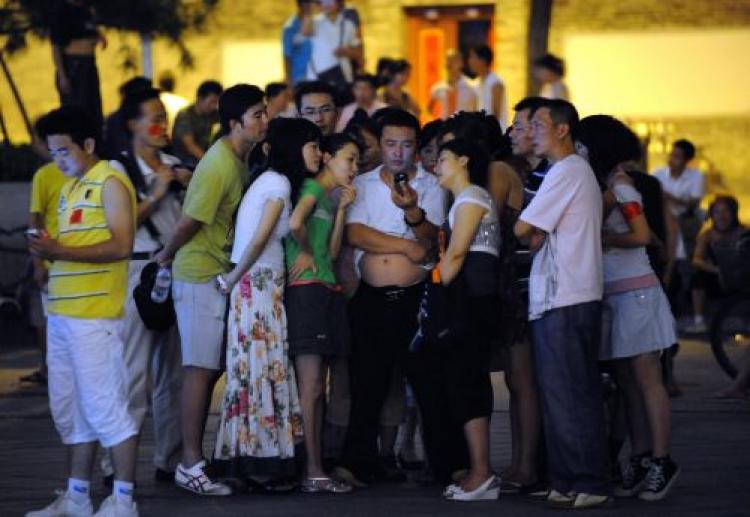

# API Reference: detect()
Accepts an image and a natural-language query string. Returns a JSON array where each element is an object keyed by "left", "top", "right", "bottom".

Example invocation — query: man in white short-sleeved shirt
[
  {"left": 652, "top": 139, "right": 705, "bottom": 260},
  {"left": 339, "top": 109, "right": 444, "bottom": 483},
  {"left": 307, "top": 0, "right": 362, "bottom": 84},
  {"left": 515, "top": 99, "right": 610, "bottom": 507}
]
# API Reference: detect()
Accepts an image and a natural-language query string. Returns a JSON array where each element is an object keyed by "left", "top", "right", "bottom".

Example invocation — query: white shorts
[
  {"left": 173, "top": 279, "right": 227, "bottom": 370},
  {"left": 47, "top": 315, "right": 137, "bottom": 447}
]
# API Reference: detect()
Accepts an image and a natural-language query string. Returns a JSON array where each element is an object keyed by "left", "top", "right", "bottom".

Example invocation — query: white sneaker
[
  {"left": 175, "top": 460, "right": 232, "bottom": 496},
  {"left": 445, "top": 475, "right": 500, "bottom": 501},
  {"left": 93, "top": 495, "right": 138, "bottom": 517},
  {"left": 26, "top": 490, "right": 93, "bottom": 517}
]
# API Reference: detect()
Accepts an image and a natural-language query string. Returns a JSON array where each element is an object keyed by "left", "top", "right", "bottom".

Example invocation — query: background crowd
[{"left": 15, "top": 1, "right": 750, "bottom": 517}]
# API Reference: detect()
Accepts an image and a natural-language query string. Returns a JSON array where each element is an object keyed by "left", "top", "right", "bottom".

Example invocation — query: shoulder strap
[{"left": 119, "top": 149, "right": 161, "bottom": 241}]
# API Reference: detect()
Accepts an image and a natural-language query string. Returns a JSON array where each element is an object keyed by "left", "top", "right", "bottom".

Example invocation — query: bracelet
[{"left": 404, "top": 207, "right": 426, "bottom": 227}]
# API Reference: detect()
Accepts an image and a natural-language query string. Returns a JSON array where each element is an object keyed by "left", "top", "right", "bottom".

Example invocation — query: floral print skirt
[{"left": 213, "top": 267, "right": 303, "bottom": 478}]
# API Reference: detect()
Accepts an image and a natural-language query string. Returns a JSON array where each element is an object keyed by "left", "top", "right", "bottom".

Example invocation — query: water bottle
[{"left": 151, "top": 266, "right": 172, "bottom": 303}]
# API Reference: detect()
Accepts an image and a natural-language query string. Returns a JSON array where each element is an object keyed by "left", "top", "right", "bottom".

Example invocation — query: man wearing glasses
[{"left": 296, "top": 80, "right": 339, "bottom": 136}]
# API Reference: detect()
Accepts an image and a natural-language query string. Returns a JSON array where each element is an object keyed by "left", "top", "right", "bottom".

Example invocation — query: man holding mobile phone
[{"left": 337, "top": 108, "right": 444, "bottom": 485}]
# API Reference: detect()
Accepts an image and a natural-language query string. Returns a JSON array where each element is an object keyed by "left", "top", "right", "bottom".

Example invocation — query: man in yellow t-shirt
[
  {"left": 27, "top": 106, "right": 140, "bottom": 517},
  {"left": 154, "top": 84, "right": 268, "bottom": 495},
  {"left": 24, "top": 161, "right": 68, "bottom": 386}
]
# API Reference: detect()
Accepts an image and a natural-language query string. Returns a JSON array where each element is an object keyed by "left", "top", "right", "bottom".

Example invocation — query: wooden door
[{"left": 404, "top": 5, "right": 495, "bottom": 122}]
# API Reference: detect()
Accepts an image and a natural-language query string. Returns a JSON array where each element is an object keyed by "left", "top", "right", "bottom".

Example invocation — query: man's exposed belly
[{"left": 360, "top": 252, "right": 426, "bottom": 288}]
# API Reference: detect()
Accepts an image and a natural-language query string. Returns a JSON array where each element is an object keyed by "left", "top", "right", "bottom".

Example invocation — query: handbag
[
  {"left": 309, "top": 16, "right": 350, "bottom": 91},
  {"left": 415, "top": 228, "right": 470, "bottom": 348}
]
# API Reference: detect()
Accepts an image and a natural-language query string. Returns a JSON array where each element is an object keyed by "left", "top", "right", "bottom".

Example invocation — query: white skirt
[{"left": 600, "top": 285, "right": 677, "bottom": 360}]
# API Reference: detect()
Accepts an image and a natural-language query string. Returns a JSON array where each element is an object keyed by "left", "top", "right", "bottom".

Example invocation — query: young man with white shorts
[{"left": 27, "top": 105, "right": 139, "bottom": 517}]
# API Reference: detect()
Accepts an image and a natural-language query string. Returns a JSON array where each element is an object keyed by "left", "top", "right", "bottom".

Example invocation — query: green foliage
[{"left": 1, "top": 0, "right": 220, "bottom": 67}]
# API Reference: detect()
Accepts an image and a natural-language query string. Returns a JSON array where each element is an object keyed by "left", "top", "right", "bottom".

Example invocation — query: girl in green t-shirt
[{"left": 285, "top": 133, "right": 359, "bottom": 493}]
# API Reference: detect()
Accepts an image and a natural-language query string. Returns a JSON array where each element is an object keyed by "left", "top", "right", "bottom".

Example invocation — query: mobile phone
[
  {"left": 394, "top": 172, "right": 408, "bottom": 195},
  {"left": 25, "top": 228, "right": 40, "bottom": 237}
]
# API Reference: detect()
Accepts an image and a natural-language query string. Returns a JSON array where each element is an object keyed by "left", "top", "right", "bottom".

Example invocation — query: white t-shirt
[
  {"left": 652, "top": 167, "right": 705, "bottom": 217},
  {"left": 111, "top": 153, "right": 183, "bottom": 254},
  {"left": 346, "top": 164, "right": 446, "bottom": 272},
  {"left": 652, "top": 166, "right": 705, "bottom": 259},
  {"left": 540, "top": 80, "right": 570, "bottom": 101},
  {"left": 307, "top": 13, "right": 360, "bottom": 83},
  {"left": 474, "top": 72, "right": 509, "bottom": 131},
  {"left": 335, "top": 100, "right": 388, "bottom": 132},
  {"left": 231, "top": 170, "right": 291, "bottom": 273},
  {"left": 520, "top": 153, "right": 603, "bottom": 319},
  {"left": 430, "top": 76, "right": 477, "bottom": 120},
  {"left": 603, "top": 183, "right": 653, "bottom": 283}
]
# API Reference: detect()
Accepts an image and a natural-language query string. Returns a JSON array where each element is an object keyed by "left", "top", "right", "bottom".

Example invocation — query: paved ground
[{"left": 1, "top": 321, "right": 749, "bottom": 517}]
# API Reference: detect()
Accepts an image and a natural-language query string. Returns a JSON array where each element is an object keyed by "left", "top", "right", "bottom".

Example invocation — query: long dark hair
[
  {"left": 442, "top": 111, "right": 509, "bottom": 162},
  {"left": 265, "top": 117, "right": 321, "bottom": 204},
  {"left": 575, "top": 115, "right": 642, "bottom": 189},
  {"left": 709, "top": 195, "right": 741, "bottom": 231}
]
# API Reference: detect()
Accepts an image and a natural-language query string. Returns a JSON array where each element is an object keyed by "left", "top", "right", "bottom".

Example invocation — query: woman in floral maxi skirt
[{"left": 213, "top": 118, "right": 322, "bottom": 484}]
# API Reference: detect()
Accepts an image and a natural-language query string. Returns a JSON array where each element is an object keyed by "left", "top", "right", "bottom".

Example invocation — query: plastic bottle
[{"left": 151, "top": 266, "right": 172, "bottom": 303}]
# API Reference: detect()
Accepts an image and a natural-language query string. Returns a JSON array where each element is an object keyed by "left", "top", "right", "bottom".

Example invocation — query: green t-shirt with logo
[
  {"left": 285, "top": 178, "right": 337, "bottom": 285},
  {"left": 173, "top": 138, "right": 248, "bottom": 283}
]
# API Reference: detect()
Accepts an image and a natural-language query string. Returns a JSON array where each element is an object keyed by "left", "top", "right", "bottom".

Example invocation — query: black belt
[
  {"left": 358, "top": 281, "right": 424, "bottom": 302},
  {"left": 131, "top": 251, "right": 158, "bottom": 261}
]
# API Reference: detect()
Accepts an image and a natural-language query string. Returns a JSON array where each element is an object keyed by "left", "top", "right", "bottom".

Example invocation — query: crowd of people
[{"left": 20, "top": 1, "right": 750, "bottom": 517}]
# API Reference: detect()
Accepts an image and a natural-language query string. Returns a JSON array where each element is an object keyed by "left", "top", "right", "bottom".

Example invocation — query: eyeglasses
[{"left": 301, "top": 105, "right": 336, "bottom": 116}]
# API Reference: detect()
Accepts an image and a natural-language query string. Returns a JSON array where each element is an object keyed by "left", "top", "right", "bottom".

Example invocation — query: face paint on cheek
[{"left": 148, "top": 124, "right": 166, "bottom": 139}]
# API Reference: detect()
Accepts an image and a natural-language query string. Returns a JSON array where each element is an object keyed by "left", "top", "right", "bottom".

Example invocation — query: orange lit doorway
[{"left": 404, "top": 5, "right": 494, "bottom": 122}]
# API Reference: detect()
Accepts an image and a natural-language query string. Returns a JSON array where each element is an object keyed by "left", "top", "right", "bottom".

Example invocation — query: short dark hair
[
  {"left": 218, "top": 84, "right": 265, "bottom": 135},
  {"left": 543, "top": 99, "right": 579, "bottom": 137},
  {"left": 265, "top": 82, "right": 288, "bottom": 100},
  {"left": 513, "top": 96, "right": 547, "bottom": 118},
  {"left": 321, "top": 132, "right": 361, "bottom": 157},
  {"left": 265, "top": 117, "right": 321, "bottom": 203},
  {"left": 353, "top": 73, "right": 379, "bottom": 90},
  {"left": 119, "top": 87, "right": 162, "bottom": 124},
  {"left": 343, "top": 109, "right": 379, "bottom": 147},
  {"left": 36, "top": 105, "right": 100, "bottom": 150},
  {"left": 418, "top": 119, "right": 444, "bottom": 152},
  {"left": 375, "top": 108, "right": 420, "bottom": 140},
  {"left": 471, "top": 44, "right": 493, "bottom": 65},
  {"left": 673, "top": 139, "right": 696, "bottom": 161},
  {"left": 576, "top": 115, "right": 642, "bottom": 186},
  {"left": 439, "top": 138, "right": 489, "bottom": 188},
  {"left": 118, "top": 76, "right": 152, "bottom": 98},
  {"left": 197, "top": 80, "right": 223, "bottom": 100},
  {"left": 295, "top": 80, "right": 337, "bottom": 110},
  {"left": 534, "top": 53, "right": 565, "bottom": 77}
]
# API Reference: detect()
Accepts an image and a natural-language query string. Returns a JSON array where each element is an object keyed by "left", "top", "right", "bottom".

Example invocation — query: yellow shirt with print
[
  {"left": 173, "top": 137, "right": 249, "bottom": 283},
  {"left": 47, "top": 161, "right": 136, "bottom": 319},
  {"left": 29, "top": 162, "right": 69, "bottom": 239}
]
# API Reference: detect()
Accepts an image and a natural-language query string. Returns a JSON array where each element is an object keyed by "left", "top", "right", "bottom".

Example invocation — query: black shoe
[
  {"left": 155, "top": 468, "right": 175, "bottom": 483},
  {"left": 378, "top": 456, "right": 407, "bottom": 483},
  {"left": 397, "top": 452, "right": 424, "bottom": 471},
  {"left": 638, "top": 456, "right": 680, "bottom": 501},
  {"left": 521, "top": 483, "right": 550, "bottom": 503},
  {"left": 614, "top": 452, "right": 651, "bottom": 497}
]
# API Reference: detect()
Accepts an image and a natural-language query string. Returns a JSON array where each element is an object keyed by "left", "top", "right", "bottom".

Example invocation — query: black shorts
[{"left": 285, "top": 283, "right": 350, "bottom": 358}]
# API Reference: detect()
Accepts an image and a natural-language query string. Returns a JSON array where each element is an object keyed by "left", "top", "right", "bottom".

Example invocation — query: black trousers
[
  {"left": 58, "top": 54, "right": 103, "bottom": 130},
  {"left": 341, "top": 281, "right": 423, "bottom": 475},
  {"left": 407, "top": 295, "right": 495, "bottom": 484}
]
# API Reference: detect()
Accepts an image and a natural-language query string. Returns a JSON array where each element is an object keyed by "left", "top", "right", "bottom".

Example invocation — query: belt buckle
[{"left": 384, "top": 289, "right": 403, "bottom": 302}]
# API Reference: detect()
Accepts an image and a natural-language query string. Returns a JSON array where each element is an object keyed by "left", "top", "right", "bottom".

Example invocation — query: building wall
[
  {"left": 548, "top": 0, "right": 750, "bottom": 218},
  {"left": 2, "top": 0, "right": 749, "bottom": 219}
]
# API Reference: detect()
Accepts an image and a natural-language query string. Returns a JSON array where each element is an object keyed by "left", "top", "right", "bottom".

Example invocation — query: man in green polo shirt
[{"left": 155, "top": 84, "right": 268, "bottom": 496}]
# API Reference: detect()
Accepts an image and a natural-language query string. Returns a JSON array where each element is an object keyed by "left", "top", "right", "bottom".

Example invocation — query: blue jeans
[{"left": 531, "top": 301, "right": 610, "bottom": 495}]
